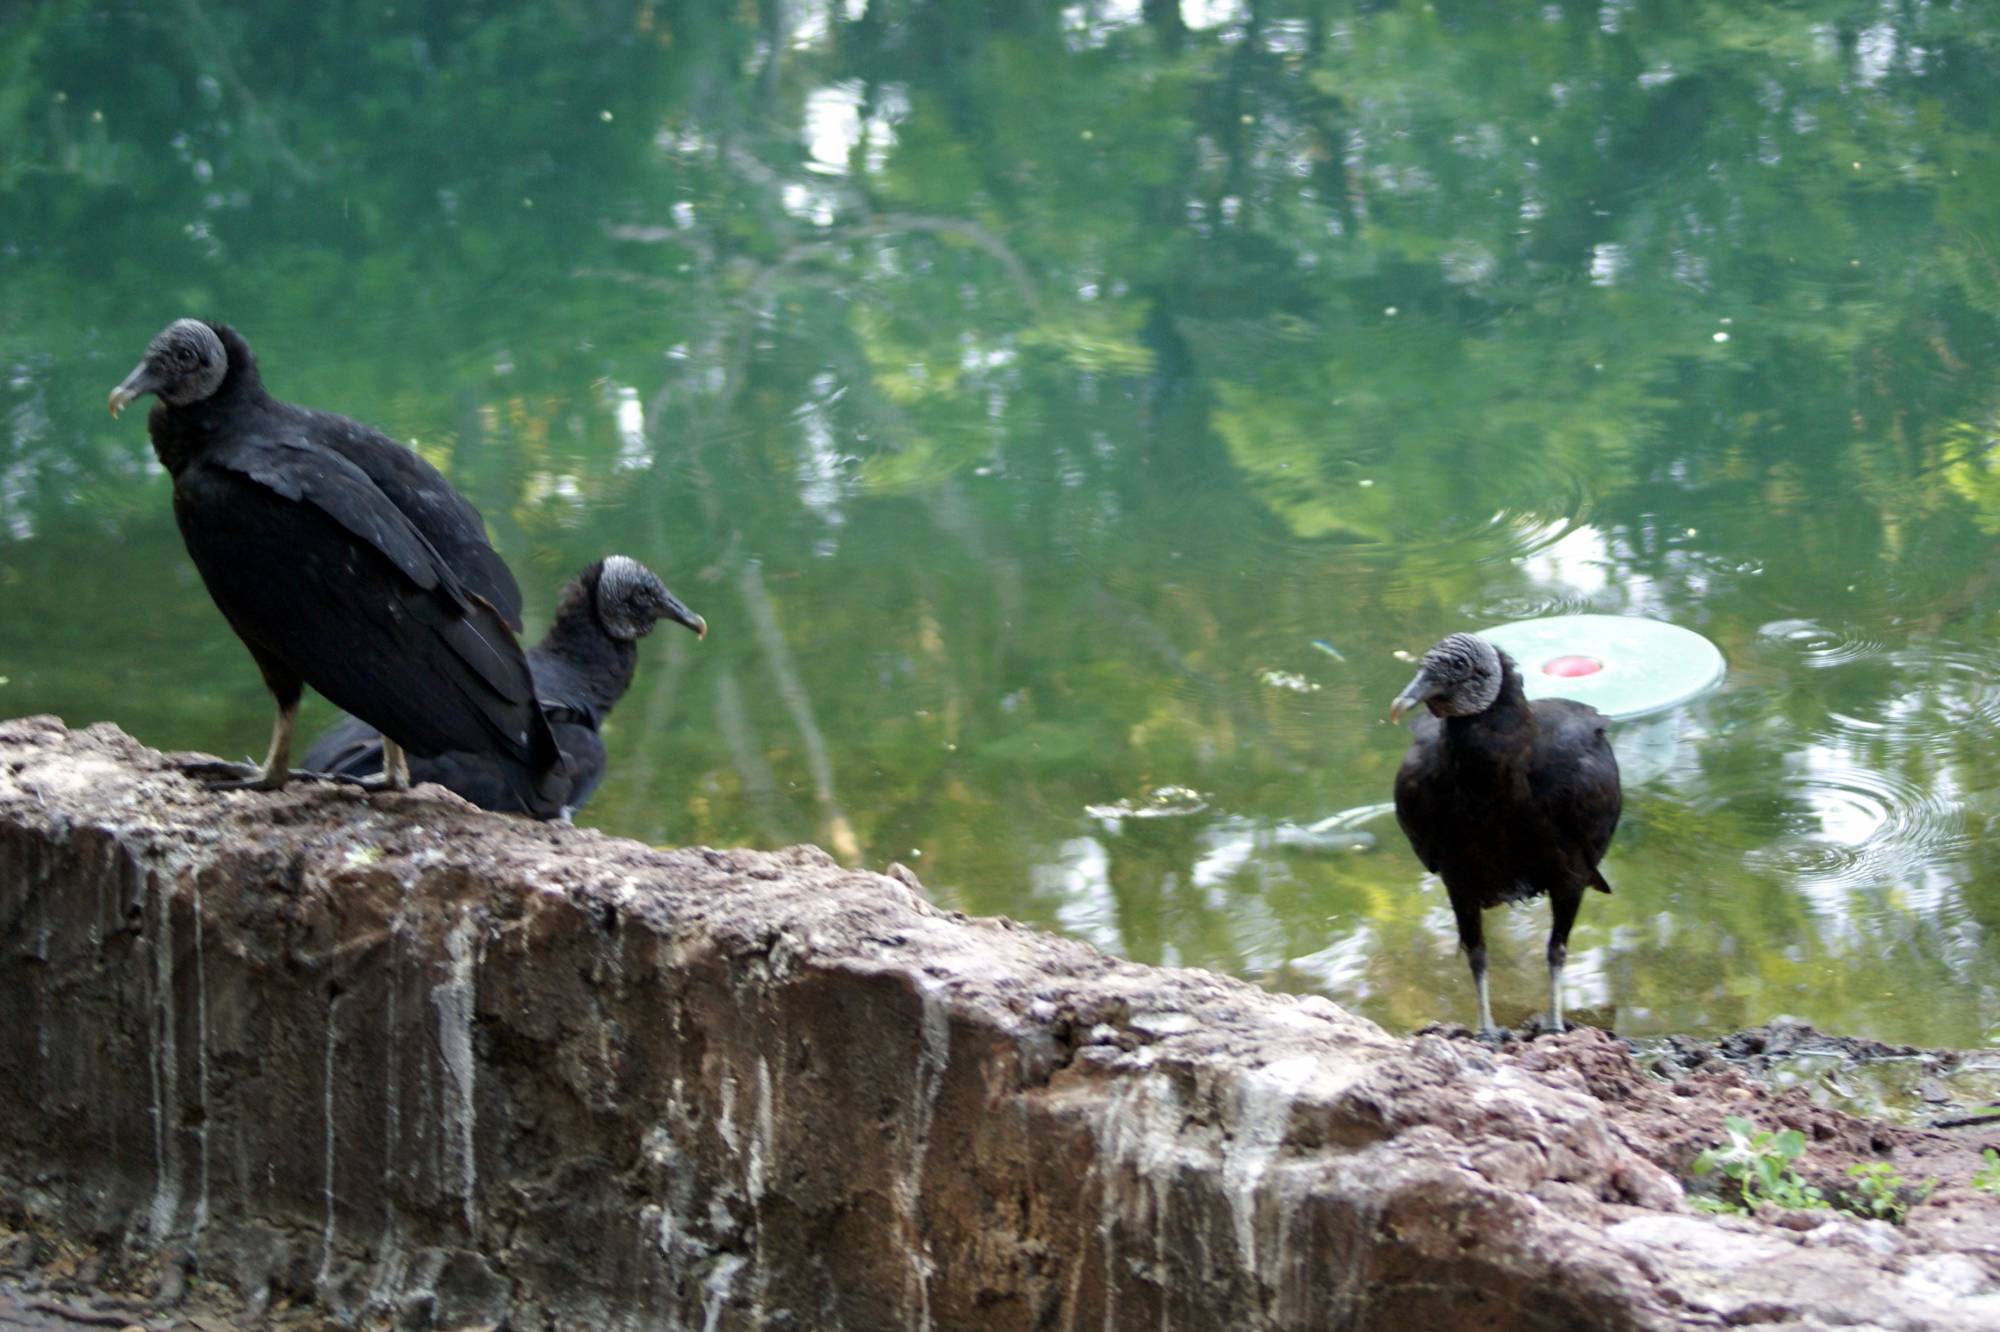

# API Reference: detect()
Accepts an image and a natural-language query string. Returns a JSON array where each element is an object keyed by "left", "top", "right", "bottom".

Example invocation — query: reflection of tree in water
[{"left": 9, "top": 0, "right": 2000, "bottom": 1039}]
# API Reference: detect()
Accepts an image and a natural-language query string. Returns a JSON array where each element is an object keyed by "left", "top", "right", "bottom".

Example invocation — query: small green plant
[
  {"left": 1972, "top": 1148, "right": 2000, "bottom": 1195},
  {"left": 1690, "top": 1118, "right": 1939, "bottom": 1223},
  {"left": 1842, "top": 1161, "right": 1933, "bottom": 1224},
  {"left": 1690, "top": 1116, "right": 1828, "bottom": 1215}
]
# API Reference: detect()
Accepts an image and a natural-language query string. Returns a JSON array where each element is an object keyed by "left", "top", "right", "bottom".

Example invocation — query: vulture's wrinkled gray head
[
  {"left": 1390, "top": 632, "right": 1505, "bottom": 722},
  {"left": 107, "top": 319, "right": 228, "bottom": 416},
  {"left": 595, "top": 555, "right": 706, "bottom": 641}
]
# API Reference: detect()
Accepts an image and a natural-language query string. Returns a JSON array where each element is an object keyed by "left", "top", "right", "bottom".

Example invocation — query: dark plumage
[
  {"left": 109, "top": 318, "right": 564, "bottom": 807},
  {"left": 303, "top": 556, "right": 705, "bottom": 819},
  {"left": 1389, "top": 632, "right": 1622, "bottom": 1036}
]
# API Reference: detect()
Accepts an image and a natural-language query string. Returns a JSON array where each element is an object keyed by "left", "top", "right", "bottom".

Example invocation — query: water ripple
[
  {"left": 1477, "top": 590, "right": 1601, "bottom": 621},
  {"left": 1745, "top": 763, "right": 1970, "bottom": 893},
  {"left": 1754, "top": 618, "right": 1887, "bottom": 669},
  {"left": 1821, "top": 646, "right": 2000, "bottom": 743}
]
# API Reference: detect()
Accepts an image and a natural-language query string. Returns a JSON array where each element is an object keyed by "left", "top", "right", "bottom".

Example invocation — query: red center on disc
[{"left": 1542, "top": 654, "right": 1603, "bottom": 678}]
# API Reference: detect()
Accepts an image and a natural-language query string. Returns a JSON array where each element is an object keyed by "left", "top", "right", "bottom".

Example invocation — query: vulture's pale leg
[
  {"left": 190, "top": 702, "right": 298, "bottom": 791},
  {"left": 384, "top": 738, "right": 411, "bottom": 790},
  {"left": 1475, "top": 966, "right": 1497, "bottom": 1038},
  {"left": 349, "top": 738, "right": 414, "bottom": 792}
]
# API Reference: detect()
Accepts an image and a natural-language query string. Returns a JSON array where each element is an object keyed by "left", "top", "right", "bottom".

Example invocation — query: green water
[{"left": 6, "top": 1, "right": 2000, "bottom": 1047}]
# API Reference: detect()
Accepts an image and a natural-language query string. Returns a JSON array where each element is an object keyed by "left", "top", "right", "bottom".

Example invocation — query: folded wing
[{"left": 174, "top": 437, "right": 559, "bottom": 789}]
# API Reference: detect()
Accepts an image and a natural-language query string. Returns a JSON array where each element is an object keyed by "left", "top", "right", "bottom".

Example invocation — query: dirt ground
[{"left": 1465, "top": 1017, "right": 2000, "bottom": 1222}]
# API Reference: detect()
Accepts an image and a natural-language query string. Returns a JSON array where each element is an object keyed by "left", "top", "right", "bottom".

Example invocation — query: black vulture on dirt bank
[
  {"left": 1389, "top": 632, "right": 1622, "bottom": 1039},
  {"left": 304, "top": 555, "right": 705, "bottom": 820},
  {"left": 108, "top": 318, "right": 566, "bottom": 809}
]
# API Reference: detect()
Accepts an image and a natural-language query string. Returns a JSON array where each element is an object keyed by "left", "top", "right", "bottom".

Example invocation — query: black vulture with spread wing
[
  {"left": 1390, "top": 632, "right": 1622, "bottom": 1037},
  {"left": 304, "top": 555, "right": 704, "bottom": 819},
  {"left": 109, "top": 318, "right": 565, "bottom": 809}
]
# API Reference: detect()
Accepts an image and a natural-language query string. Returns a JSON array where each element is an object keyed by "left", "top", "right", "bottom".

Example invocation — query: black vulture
[
  {"left": 1389, "top": 632, "right": 1622, "bottom": 1037},
  {"left": 108, "top": 318, "right": 564, "bottom": 807},
  {"left": 303, "top": 556, "right": 705, "bottom": 820}
]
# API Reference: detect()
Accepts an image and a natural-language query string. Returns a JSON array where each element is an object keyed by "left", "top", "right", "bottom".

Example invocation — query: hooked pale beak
[
  {"left": 1389, "top": 668, "right": 1439, "bottom": 724},
  {"left": 663, "top": 593, "right": 706, "bottom": 640},
  {"left": 107, "top": 361, "right": 160, "bottom": 418}
]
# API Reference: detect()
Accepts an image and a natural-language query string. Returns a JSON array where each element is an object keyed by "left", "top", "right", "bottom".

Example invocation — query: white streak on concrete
[
  {"left": 640, "top": 1121, "right": 692, "bottom": 1277},
  {"left": 1220, "top": 1056, "right": 1317, "bottom": 1281},
  {"left": 717, "top": 1070, "right": 739, "bottom": 1155},
  {"left": 899, "top": 978, "right": 950, "bottom": 1332},
  {"left": 148, "top": 869, "right": 182, "bottom": 1241},
  {"left": 749, "top": 1055, "right": 777, "bottom": 1318},
  {"left": 368, "top": 909, "right": 408, "bottom": 1320},
  {"left": 190, "top": 874, "right": 210, "bottom": 1237},
  {"left": 1093, "top": 1072, "right": 1185, "bottom": 1332},
  {"left": 434, "top": 913, "right": 479, "bottom": 1232},
  {"left": 701, "top": 1253, "right": 746, "bottom": 1332},
  {"left": 747, "top": 1057, "right": 772, "bottom": 1203},
  {"left": 318, "top": 994, "right": 340, "bottom": 1290},
  {"left": 384, "top": 923, "right": 402, "bottom": 1193}
]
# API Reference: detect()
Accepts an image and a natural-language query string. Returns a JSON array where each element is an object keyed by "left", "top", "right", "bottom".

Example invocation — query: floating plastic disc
[{"left": 1479, "top": 614, "right": 1725, "bottom": 720}]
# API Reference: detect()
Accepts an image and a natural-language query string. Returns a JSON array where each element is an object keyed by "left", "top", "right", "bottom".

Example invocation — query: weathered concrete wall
[{"left": 2, "top": 715, "right": 1998, "bottom": 1330}]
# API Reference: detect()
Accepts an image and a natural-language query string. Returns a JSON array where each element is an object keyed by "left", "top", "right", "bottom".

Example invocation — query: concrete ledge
[{"left": 2, "top": 715, "right": 1997, "bottom": 1329}]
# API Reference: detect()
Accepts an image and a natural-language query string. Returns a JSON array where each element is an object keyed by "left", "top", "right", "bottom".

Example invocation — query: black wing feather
[
  {"left": 1528, "top": 699, "right": 1622, "bottom": 890},
  {"left": 222, "top": 438, "right": 443, "bottom": 593},
  {"left": 298, "top": 713, "right": 384, "bottom": 777},
  {"left": 211, "top": 439, "right": 538, "bottom": 716},
  {"left": 304, "top": 639, "right": 610, "bottom": 820},
  {"left": 281, "top": 407, "right": 526, "bottom": 631},
  {"left": 302, "top": 714, "right": 597, "bottom": 820},
  {"left": 528, "top": 652, "right": 601, "bottom": 724},
  {"left": 174, "top": 454, "right": 553, "bottom": 773}
]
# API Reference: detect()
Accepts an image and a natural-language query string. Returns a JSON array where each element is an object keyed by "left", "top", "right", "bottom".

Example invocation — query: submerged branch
[{"left": 737, "top": 559, "right": 862, "bottom": 864}]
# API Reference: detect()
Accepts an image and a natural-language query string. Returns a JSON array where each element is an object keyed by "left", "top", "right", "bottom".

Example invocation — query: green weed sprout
[
  {"left": 1691, "top": 1116, "right": 1939, "bottom": 1223},
  {"left": 1972, "top": 1148, "right": 2000, "bottom": 1195},
  {"left": 1690, "top": 1116, "right": 1827, "bottom": 1215},
  {"left": 1842, "top": 1161, "right": 1933, "bottom": 1224}
]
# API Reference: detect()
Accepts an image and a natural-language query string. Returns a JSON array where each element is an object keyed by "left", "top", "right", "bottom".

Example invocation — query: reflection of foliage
[
  {"left": 7, "top": 0, "right": 2000, "bottom": 1044},
  {"left": 1939, "top": 422, "right": 2000, "bottom": 535}
]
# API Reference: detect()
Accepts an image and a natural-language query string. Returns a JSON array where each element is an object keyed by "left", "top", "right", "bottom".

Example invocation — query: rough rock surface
[{"left": 2, "top": 715, "right": 1998, "bottom": 1330}]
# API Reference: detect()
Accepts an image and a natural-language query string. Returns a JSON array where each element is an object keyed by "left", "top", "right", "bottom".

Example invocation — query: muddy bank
[
  {"left": 1643, "top": 1016, "right": 2000, "bottom": 1129},
  {"left": 1480, "top": 1024, "right": 2000, "bottom": 1228},
  {"left": 3, "top": 715, "right": 1999, "bottom": 1330}
]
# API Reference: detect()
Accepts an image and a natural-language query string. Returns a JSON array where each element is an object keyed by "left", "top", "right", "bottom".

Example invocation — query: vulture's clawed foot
[
  {"left": 326, "top": 768, "right": 412, "bottom": 788},
  {"left": 204, "top": 771, "right": 295, "bottom": 792},
  {"left": 313, "top": 770, "right": 409, "bottom": 793},
  {"left": 177, "top": 759, "right": 304, "bottom": 791},
  {"left": 174, "top": 757, "right": 290, "bottom": 790},
  {"left": 174, "top": 757, "right": 263, "bottom": 783},
  {"left": 176, "top": 758, "right": 345, "bottom": 791},
  {"left": 1474, "top": 1026, "right": 1515, "bottom": 1048}
]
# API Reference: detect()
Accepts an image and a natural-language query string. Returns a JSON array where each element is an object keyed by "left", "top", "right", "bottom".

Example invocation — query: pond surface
[{"left": 6, "top": 1, "right": 2000, "bottom": 1046}]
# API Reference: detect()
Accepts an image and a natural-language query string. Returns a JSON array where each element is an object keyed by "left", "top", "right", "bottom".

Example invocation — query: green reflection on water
[{"left": 6, "top": 0, "right": 2000, "bottom": 1046}]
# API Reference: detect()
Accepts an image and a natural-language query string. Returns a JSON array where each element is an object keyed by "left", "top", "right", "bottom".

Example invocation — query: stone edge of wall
[{"left": 2, "top": 714, "right": 1997, "bottom": 1330}]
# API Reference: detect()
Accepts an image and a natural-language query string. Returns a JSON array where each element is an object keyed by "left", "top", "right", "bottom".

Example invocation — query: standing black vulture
[
  {"left": 1389, "top": 632, "right": 1622, "bottom": 1037},
  {"left": 303, "top": 555, "right": 705, "bottom": 820},
  {"left": 108, "top": 318, "right": 564, "bottom": 807}
]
